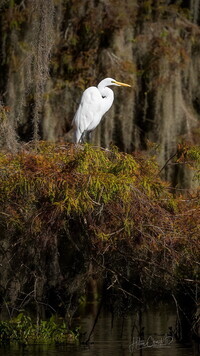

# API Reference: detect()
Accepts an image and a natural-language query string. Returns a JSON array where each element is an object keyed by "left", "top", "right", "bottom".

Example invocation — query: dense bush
[{"left": 0, "top": 142, "right": 199, "bottom": 316}]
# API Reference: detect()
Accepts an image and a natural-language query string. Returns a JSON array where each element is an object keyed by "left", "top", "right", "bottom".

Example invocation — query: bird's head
[
  {"left": 110, "top": 78, "right": 131, "bottom": 87},
  {"left": 98, "top": 78, "right": 131, "bottom": 89}
]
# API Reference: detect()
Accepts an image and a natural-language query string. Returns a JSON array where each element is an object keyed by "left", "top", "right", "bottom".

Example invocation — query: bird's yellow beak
[{"left": 113, "top": 80, "right": 131, "bottom": 87}]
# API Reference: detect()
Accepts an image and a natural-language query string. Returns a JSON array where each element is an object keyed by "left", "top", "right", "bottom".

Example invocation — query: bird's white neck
[{"left": 97, "top": 83, "right": 114, "bottom": 116}]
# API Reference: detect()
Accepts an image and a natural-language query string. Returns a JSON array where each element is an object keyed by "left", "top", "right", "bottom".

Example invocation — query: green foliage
[
  {"left": 0, "top": 313, "right": 78, "bottom": 344},
  {"left": 0, "top": 142, "right": 198, "bottom": 241},
  {"left": 187, "top": 146, "right": 200, "bottom": 181},
  {"left": 176, "top": 143, "right": 200, "bottom": 182},
  {"left": 0, "top": 142, "right": 170, "bottom": 226}
]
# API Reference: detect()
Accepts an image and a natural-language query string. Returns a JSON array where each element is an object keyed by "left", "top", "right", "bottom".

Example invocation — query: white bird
[{"left": 72, "top": 78, "right": 131, "bottom": 143}]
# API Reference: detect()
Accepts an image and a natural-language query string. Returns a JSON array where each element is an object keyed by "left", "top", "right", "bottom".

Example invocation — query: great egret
[{"left": 72, "top": 78, "right": 131, "bottom": 143}]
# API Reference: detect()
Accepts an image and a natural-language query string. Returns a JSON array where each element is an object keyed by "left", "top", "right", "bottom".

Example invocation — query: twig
[
  {"left": 84, "top": 298, "right": 104, "bottom": 344},
  {"left": 157, "top": 151, "right": 177, "bottom": 176}
]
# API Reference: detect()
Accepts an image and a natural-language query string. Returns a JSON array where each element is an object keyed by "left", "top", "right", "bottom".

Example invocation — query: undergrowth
[
  {"left": 0, "top": 142, "right": 199, "bottom": 331},
  {"left": 0, "top": 313, "right": 78, "bottom": 344}
]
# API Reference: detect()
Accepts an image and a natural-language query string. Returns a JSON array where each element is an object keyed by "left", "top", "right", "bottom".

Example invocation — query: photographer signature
[{"left": 129, "top": 335, "right": 173, "bottom": 352}]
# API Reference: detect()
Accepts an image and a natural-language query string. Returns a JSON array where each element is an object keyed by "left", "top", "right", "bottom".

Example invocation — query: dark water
[{"left": 0, "top": 303, "right": 199, "bottom": 355}]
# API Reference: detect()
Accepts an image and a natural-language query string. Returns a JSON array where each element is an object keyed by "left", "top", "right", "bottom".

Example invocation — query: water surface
[{"left": 0, "top": 302, "right": 198, "bottom": 355}]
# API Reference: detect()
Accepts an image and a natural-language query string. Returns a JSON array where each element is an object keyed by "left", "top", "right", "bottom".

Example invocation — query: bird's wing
[{"left": 72, "top": 87, "right": 102, "bottom": 134}]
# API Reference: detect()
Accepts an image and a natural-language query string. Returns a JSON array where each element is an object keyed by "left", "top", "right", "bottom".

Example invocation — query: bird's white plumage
[{"left": 72, "top": 78, "right": 131, "bottom": 143}]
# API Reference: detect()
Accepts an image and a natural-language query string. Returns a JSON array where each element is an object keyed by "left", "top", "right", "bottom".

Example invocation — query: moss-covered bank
[{"left": 0, "top": 142, "right": 199, "bottom": 340}]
